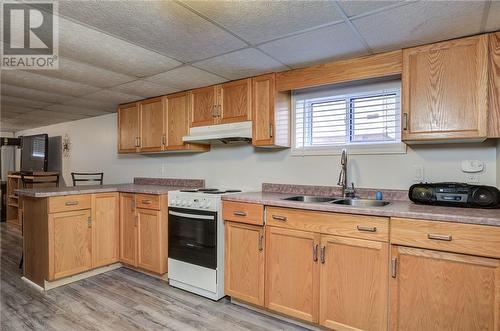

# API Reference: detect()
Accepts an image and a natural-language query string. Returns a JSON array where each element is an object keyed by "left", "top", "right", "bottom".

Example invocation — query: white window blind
[{"left": 293, "top": 80, "right": 404, "bottom": 155}]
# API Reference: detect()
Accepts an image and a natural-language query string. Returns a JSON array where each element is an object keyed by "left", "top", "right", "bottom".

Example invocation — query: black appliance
[
  {"left": 409, "top": 182, "right": 500, "bottom": 208},
  {"left": 168, "top": 207, "right": 217, "bottom": 269},
  {"left": 20, "top": 134, "right": 49, "bottom": 172}
]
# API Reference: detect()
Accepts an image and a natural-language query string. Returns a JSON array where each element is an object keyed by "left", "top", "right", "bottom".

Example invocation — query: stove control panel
[{"left": 168, "top": 194, "right": 216, "bottom": 211}]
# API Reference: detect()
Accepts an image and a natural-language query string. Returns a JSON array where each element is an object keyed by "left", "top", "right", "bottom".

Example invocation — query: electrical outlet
[
  {"left": 413, "top": 165, "right": 424, "bottom": 182},
  {"left": 465, "top": 174, "right": 480, "bottom": 184}
]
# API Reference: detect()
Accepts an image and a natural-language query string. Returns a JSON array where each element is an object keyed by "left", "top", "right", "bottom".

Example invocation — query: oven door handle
[{"left": 168, "top": 210, "right": 215, "bottom": 220}]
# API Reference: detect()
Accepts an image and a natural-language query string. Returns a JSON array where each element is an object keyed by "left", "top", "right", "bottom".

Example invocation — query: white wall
[
  {"left": 497, "top": 141, "right": 500, "bottom": 187},
  {"left": 16, "top": 113, "right": 498, "bottom": 191}
]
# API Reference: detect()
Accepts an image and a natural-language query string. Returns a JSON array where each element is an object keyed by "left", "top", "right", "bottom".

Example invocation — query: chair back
[
  {"left": 20, "top": 173, "right": 60, "bottom": 188},
  {"left": 71, "top": 172, "right": 104, "bottom": 186}
]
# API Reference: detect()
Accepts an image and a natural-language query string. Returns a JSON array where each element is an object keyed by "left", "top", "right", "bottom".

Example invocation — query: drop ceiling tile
[
  {"left": 193, "top": 48, "right": 288, "bottom": 80},
  {"left": 184, "top": 0, "right": 343, "bottom": 44},
  {"left": 110, "top": 80, "right": 179, "bottom": 99},
  {"left": 1, "top": 70, "right": 99, "bottom": 97},
  {"left": 1, "top": 94, "right": 53, "bottom": 108},
  {"left": 58, "top": 17, "right": 182, "bottom": 77},
  {"left": 44, "top": 104, "right": 112, "bottom": 117},
  {"left": 61, "top": 97, "right": 117, "bottom": 112},
  {"left": 1, "top": 104, "right": 40, "bottom": 114},
  {"left": 26, "top": 57, "right": 136, "bottom": 88},
  {"left": 1, "top": 84, "right": 73, "bottom": 104},
  {"left": 486, "top": 1, "right": 500, "bottom": 32},
  {"left": 353, "top": 1, "right": 485, "bottom": 52},
  {"left": 338, "top": 0, "right": 409, "bottom": 18},
  {"left": 145, "top": 66, "right": 227, "bottom": 91},
  {"left": 258, "top": 24, "right": 368, "bottom": 69},
  {"left": 19, "top": 110, "right": 90, "bottom": 121},
  {"left": 59, "top": 1, "right": 246, "bottom": 62},
  {"left": 1, "top": 111, "right": 22, "bottom": 119},
  {"left": 80, "top": 90, "right": 142, "bottom": 106}
]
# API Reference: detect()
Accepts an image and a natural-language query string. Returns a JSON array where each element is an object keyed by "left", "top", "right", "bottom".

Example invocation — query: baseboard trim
[
  {"left": 122, "top": 265, "right": 168, "bottom": 281},
  {"left": 43, "top": 263, "right": 122, "bottom": 290},
  {"left": 21, "top": 276, "right": 45, "bottom": 292}
]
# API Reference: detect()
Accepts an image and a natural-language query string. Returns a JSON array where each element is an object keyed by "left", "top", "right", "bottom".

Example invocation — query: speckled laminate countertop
[{"left": 222, "top": 191, "right": 500, "bottom": 227}]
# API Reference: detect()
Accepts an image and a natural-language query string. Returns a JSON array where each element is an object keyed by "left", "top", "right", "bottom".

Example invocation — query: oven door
[{"left": 168, "top": 207, "right": 217, "bottom": 269}]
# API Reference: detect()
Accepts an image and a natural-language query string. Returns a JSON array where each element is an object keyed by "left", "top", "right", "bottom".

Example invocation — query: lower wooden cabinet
[
  {"left": 320, "top": 235, "right": 388, "bottom": 331},
  {"left": 224, "top": 221, "right": 265, "bottom": 306},
  {"left": 265, "top": 226, "right": 320, "bottom": 323},
  {"left": 91, "top": 193, "right": 119, "bottom": 268},
  {"left": 391, "top": 245, "right": 500, "bottom": 331},
  {"left": 120, "top": 193, "right": 138, "bottom": 266},
  {"left": 48, "top": 209, "right": 92, "bottom": 280}
]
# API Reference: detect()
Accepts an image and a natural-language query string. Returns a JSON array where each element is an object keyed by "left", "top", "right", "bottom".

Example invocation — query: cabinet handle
[
  {"left": 427, "top": 233, "right": 452, "bottom": 241},
  {"left": 137, "top": 137, "right": 141, "bottom": 147},
  {"left": 357, "top": 225, "right": 377, "bottom": 232},
  {"left": 233, "top": 211, "right": 247, "bottom": 217},
  {"left": 212, "top": 105, "right": 217, "bottom": 118},
  {"left": 218, "top": 105, "right": 222, "bottom": 118},
  {"left": 87, "top": 217, "right": 92, "bottom": 228},
  {"left": 320, "top": 245, "right": 326, "bottom": 264},
  {"left": 313, "top": 244, "right": 318, "bottom": 262},
  {"left": 269, "top": 123, "right": 273, "bottom": 138},
  {"left": 162, "top": 134, "right": 166, "bottom": 146},
  {"left": 403, "top": 113, "right": 408, "bottom": 130},
  {"left": 141, "top": 200, "right": 152, "bottom": 205},
  {"left": 391, "top": 257, "right": 397, "bottom": 278},
  {"left": 271, "top": 215, "right": 287, "bottom": 222},
  {"left": 131, "top": 200, "right": 135, "bottom": 211},
  {"left": 258, "top": 232, "right": 264, "bottom": 251},
  {"left": 134, "top": 215, "right": 138, "bottom": 227},
  {"left": 65, "top": 201, "right": 79, "bottom": 206}
]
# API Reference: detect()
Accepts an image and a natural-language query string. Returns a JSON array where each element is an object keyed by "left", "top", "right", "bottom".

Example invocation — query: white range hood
[{"left": 182, "top": 121, "right": 252, "bottom": 145}]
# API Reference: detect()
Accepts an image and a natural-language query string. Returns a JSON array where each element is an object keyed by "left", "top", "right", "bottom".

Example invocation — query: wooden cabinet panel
[
  {"left": 139, "top": 98, "right": 165, "bottom": 152},
  {"left": 219, "top": 79, "right": 252, "bottom": 124},
  {"left": 319, "top": 235, "right": 388, "bottom": 331},
  {"left": 137, "top": 208, "right": 166, "bottom": 274},
  {"left": 119, "top": 193, "right": 137, "bottom": 267},
  {"left": 224, "top": 222, "right": 265, "bottom": 305},
  {"left": 48, "top": 194, "right": 91, "bottom": 213},
  {"left": 135, "top": 193, "right": 160, "bottom": 210},
  {"left": 402, "top": 35, "right": 488, "bottom": 141},
  {"left": 222, "top": 201, "right": 264, "bottom": 226},
  {"left": 91, "top": 193, "right": 119, "bottom": 268},
  {"left": 166, "top": 92, "right": 190, "bottom": 150},
  {"left": 48, "top": 209, "right": 92, "bottom": 280},
  {"left": 191, "top": 86, "right": 217, "bottom": 127},
  {"left": 391, "top": 246, "right": 500, "bottom": 331},
  {"left": 265, "top": 226, "right": 320, "bottom": 323},
  {"left": 118, "top": 103, "right": 139, "bottom": 153},
  {"left": 489, "top": 32, "right": 500, "bottom": 138}
]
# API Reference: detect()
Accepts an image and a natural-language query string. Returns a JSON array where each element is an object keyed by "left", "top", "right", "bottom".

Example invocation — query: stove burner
[
  {"left": 197, "top": 188, "right": 219, "bottom": 192},
  {"left": 180, "top": 189, "right": 197, "bottom": 192},
  {"left": 203, "top": 189, "right": 242, "bottom": 194}
]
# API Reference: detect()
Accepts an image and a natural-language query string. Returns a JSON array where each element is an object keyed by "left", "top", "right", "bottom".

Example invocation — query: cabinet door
[
  {"left": 265, "top": 226, "right": 320, "bottom": 323},
  {"left": 166, "top": 92, "right": 190, "bottom": 150},
  {"left": 137, "top": 208, "right": 166, "bottom": 274},
  {"left": 118, "top": 103, "right": 139, "bottom": 153},
  {"left": 252, "top": 74, "right": 274, "bottom": 146},
  {"left": 489, "top": 32, "right": 500, "bottom": 138},
  {"left": 402, "top": 35, "right": 488, "bottom": 141},
  {"left": 190, "top": 86, "right": 217, "bottom": 127},
  {"left": 219, "top": 79, "right": 252, "bottom": 124},
  {"left": 224, "top": 222, "right": 265, "bottom": 306},
  {"left": 48, "top": 209, "right": 92, "bottom": 280},
  {"left": 319, "top": 235, "right": 388, "bottom": 331},
  {"left": 91, "top": 193, "right": 119, "bottom": 268},
  {"left": 391, "top": 245, "right": 500, "bottom": 331},
  {"left": 139, "top": 97, "right": 165, "bottom": 152},
  {"left": 119, "top": 193, "right": 137, "bottom": 267}
]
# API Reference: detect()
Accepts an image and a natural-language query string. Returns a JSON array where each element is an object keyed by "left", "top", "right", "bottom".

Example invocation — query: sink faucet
[{"left": 337, "top": 149, "right": 356, "bottom": 198}]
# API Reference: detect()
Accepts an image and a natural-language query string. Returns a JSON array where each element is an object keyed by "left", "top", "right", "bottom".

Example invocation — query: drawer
[
  {"left": 48, "top": 194, "right": 91, "bottom": 213},
  {"left": 391, "top": 218, "right": 500, "bottom": 258},
  {"left": 223, "top": 201, "right": 264, "bottom": 226},
  {"left": 266, "top": 207, "right": 389, "bottom": 242},
  {"left": 135, "top": 194, "right": 161, "bottom": 210}
]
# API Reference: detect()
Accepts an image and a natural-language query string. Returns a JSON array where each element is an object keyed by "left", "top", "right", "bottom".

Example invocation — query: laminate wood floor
[{"left": 0, "top": 223, "right": 307, "bottom": 331}]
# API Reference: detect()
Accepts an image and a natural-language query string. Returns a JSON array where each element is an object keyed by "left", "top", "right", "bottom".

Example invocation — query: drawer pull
[
  {"left": 258, "top": 232, "right": 264, "bottom": 251},
  {"left": 391, "top": 257, "right": 397, "bottom": 278},
  {"left": 357, "top": 225, "right": 377, "bottom": 232},
  {"left": 141, "top": 200, "right": 152, "bottom": 205},
  {"left": 427, "top": 233, "right": 452, "bottom": 241},
  {"left": 313, "top": 244, "right": 318, "bottom": 262},
  {"left": 320, "top": 246, "right": 326, "bottom": 264},
  {"left": 65, "top": 201, "right": 79, "bottom": 206},
  {"left": 233, "top": 211, "right": 247, "bottom": 217},
  {"left": 271, "top": 215, "right": 287, "bottom": 222},
  {"left": 87, "top": 217, "right": 92, "bottom": 228}
]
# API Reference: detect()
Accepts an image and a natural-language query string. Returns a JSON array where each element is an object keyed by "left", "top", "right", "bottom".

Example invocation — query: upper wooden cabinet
[
  {"left": 488, "top": 32, "right": 500, "bottom": 138},
  {"left": 252, "top": 73, "right": 291, "bottom": 147},
  {"left": 138, "top": 97, "right": 165, "bottom": 153},
  {"left": 402, "top": 35, "right": 489, "bottom": 142},
  {"left": 190, "top": 79, "right": 252, "bottom": 128},
  {"left": 117, "top": 102, "right": 140, "bottom": 153}
]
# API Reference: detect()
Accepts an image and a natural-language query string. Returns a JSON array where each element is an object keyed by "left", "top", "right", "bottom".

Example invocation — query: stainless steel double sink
[{"left": 283, "top": 195, "right": 390, "bottom": 207}]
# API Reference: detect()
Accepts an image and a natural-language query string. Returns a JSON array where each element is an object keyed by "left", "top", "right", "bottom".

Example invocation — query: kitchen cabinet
[
  {"left": 265, "top": 226, "right": 320, "bottom": 323},
  {"left": 390, "top": 245, "right": 500, "bottom": 331},
  {"left": 190, "top": 79, "right": 252, "bottom": 128},
  {"left": 165, "top": 92, "right": 209, "bottom": 152},
  {"left": 117, "top": 102, "right": 140, "bottom": 153},
  {"left": 91, "top": 193, "right": 119, "bottom": 268},
  {"left": 48, "top": 209, "right": 92, "bottom": 280},
  {"left": 119, "top": 193, "right": 137, "bottom": 266},
  {"left": 489, "top": 31, "right": 500, "bottom": 137},
  {"left": 224, "top": 222, "right": 265, "bottom": 306},
  {"left": 402, "top": 35, "right": 489, "bottom": 142},
  {"left": 138, "top": 97, "right": 165, "bottom": 152},
  {"left": 252, "top": 73, "right": 291, "bottom": 147},
  {"left": 319, "top": 235, "right": 388, "bottom": 331}
]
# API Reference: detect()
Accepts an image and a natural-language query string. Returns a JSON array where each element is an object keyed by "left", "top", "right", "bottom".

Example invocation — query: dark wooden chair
[{"left": 71, "top": 172, "right": 104, "bottom": 186}]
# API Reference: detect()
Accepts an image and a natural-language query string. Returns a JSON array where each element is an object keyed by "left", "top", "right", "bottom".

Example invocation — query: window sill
[{"left": 291, "top": 143, "right": 407, "bottom": 156}]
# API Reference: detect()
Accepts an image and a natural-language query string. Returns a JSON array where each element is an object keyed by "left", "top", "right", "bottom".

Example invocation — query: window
[{"left": 292, "top": 80, "right": 405, "bottom": 155}]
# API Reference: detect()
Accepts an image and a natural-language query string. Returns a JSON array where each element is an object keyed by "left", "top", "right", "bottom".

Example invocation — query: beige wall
[
  {"left": 497, "top": 141, "right": 500, "bottom": 187},
  {"left": 16, "top": 113, "right": 498, "bottom": 191}
]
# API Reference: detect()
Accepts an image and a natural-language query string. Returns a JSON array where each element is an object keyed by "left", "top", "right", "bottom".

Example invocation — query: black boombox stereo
[{"left": 409, "top": 183, "right": 500, "bottom": 209}]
